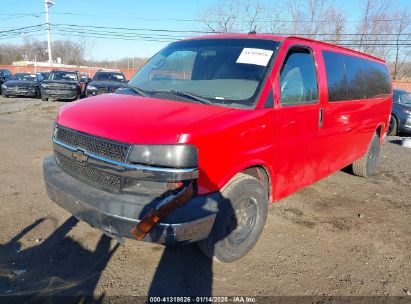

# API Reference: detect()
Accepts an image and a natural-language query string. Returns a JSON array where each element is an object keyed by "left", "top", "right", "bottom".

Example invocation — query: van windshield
[{"left": 127, "top": 38, "right": 279, "bottom": 108}]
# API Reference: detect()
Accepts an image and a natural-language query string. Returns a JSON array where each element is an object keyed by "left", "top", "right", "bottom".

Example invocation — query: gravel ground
[{"left": 0, "top": 97, "right": 410, "bottom": 301}]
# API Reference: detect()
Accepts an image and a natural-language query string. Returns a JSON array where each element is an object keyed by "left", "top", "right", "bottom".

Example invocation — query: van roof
[{"left": 187, "top": 33, "right": 385, "bottom": 63}]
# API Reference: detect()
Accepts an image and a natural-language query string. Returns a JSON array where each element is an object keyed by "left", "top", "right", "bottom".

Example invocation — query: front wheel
[
  {"left": 197, "top": 173, "right": 268, "bottom": 263},
  {"left": 387, "top": 115, "right": 398, "bottom": 136},
  {"left": 352, "top": 134, "right": 380, "bottom": 177},
  {"left": 41, "top": 96, "right": 48, "bottom": 101},
  {"left": 2, "top": 92, "right": 8, "bottom": 98}
]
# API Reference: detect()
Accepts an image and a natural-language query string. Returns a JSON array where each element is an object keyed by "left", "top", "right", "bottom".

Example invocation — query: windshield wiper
[
  {"left": 150, "top": 89, "right": 212, "bottom": 105},
  {"left": 128, "top": 86, "right": 150, "bottom": 97}
]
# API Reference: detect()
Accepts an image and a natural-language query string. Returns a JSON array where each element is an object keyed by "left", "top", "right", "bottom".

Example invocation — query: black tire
[
  {"left": 2, "top": 92, "right": 8, "bottom": 98},
  {"left": 352, "top": 134, "right": 380, "bottom": 177},
  {"left": 197, "top": 173, "right": 268, "bottom": 263},
  {"left": 41, "top": 96, "right": 48, "bottom": 102},
  {"left": 387, "top": 114, "right": 398, "bottom": 136}
]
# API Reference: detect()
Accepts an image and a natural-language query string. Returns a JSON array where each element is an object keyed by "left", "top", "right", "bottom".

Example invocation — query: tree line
[
  {"left": 200, "top": 0, "right": 411, "bottom": 79},
  {"left": 0, "top": 0, "right": 410, "bottom": 79}
]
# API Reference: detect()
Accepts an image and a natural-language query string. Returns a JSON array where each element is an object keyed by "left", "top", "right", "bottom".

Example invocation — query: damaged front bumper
[{"left": 43, "top": 156, "right": 219, "bottom": 245}]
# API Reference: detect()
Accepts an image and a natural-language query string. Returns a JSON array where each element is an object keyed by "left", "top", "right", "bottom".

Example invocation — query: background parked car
[
  {"left": 40, "top": 70, "right": 85, "bottom": 101},
  {"left": 85, "top": 70, "right": 127, "bottom": 97},
  {"left": 1, "top": 73, "right": 43, "bottom": 98},
  {"left": 0, "top": 69, "right": 12, "bottom": 94},
  {"left": 389, "top": 89, "right": 411, "bottom": 135}
]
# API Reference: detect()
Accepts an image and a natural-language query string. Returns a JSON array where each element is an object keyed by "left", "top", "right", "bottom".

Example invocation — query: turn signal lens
[{"left": 165, "top": 181, "right": 184, "bottom": 191}]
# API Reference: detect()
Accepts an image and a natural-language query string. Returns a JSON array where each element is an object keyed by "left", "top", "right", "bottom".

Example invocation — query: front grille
[
  {"left": 55, "top": 126, "right": 129, "bottom": 162},
  {"left": 55, "top": 152, "right": 122, "bottom": 192},
  {"left": 10, "top": 86, "right": 31, "bottom": 90},
  {"left": 47, "top": 83, "right": 75, "bottom": 90}
]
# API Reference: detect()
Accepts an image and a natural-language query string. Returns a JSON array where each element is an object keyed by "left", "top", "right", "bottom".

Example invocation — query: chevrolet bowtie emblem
[{"left": 72, "top": 149, "right": 88, "bottom": 163}]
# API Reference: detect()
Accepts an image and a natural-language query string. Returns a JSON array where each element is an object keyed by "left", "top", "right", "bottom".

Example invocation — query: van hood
[{"left": 57, "top": 94, "right": 233, "bottom": 144}]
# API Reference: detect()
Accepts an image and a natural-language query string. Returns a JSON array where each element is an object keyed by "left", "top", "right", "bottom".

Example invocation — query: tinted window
[
  {"left": 322, "top": 52, "right": 348, "bottom": 101},
  {"left": 93, "top": 72, "right": 126, "bottom": 82},
  {"left": 11, "top": 73, "right": 37, "bottom": 81},
  {"left": 323, "top": 50, "right": 390, "bottom": 102},
  {"left": 280, "top": 48, "right": 318, "bottom": 105},
  {"left": 345, "top": 56, "right": 366, "bottom": 100},
  {"left": 400, "top": 92, "right": 411, "bottom": 104},
  {"left": 49, "top": 71, "right": 78, "bottom": 81}
]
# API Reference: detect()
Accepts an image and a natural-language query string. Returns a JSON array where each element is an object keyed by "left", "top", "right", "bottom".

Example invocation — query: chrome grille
[
  {"left": 55, "top": 126, "right": 129, "bottom": 162},
  {"left": 47, "top": 83, "right": 75, "bottom": 90},
  {"left": 55, "top": 152, "right": 121, "bottom": 192},
  {"left": 10, "top": 86, "right": 31, "bottom": 90}
]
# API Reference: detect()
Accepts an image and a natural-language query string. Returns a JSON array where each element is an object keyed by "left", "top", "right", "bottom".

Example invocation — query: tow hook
[{"left": 130, "top": 182, "right": 194, "bottom": 240}]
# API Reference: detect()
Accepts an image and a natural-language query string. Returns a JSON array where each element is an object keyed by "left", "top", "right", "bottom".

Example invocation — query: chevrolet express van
[{"left": 43, "top": 34, "right": 392, "bottom": 262}]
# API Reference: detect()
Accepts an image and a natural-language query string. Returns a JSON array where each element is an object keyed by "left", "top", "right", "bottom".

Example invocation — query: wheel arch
[{"left": 218, "top": 162, "right": 273, "bottom": 204}]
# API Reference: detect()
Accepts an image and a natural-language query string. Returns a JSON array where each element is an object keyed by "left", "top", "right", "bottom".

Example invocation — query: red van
[{"left": 43, "top": 34, "right": 392, "bottom": 262}]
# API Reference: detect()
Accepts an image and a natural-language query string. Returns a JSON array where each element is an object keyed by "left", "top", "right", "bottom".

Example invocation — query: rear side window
[
  {"left": 280, "top": 48, "right": 318, "bottom": 106},
  {"left": 322, "top": 51, "right": 390, "bottom": 102}
]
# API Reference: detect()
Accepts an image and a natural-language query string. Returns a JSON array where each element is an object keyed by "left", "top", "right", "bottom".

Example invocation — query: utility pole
[{"left": 44, "top": 0, "right": 54, "bottom": 66}]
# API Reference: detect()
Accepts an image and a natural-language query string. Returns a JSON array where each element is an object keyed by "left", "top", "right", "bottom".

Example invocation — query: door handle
[{"left": 319, "top": 108, "right": 324, "bottom": 128}]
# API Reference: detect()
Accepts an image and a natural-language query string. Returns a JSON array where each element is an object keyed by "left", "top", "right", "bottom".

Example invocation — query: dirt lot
[{"left": 0, "top": 96, "right": 410, "bottom": 300}]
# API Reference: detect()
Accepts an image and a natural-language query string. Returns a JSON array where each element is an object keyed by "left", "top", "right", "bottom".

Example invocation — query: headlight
[
  {"left": 70, "top": 84, "right": 77, "bottom": 89},
  {"left": 87, "top": 85, "right": 98, "bottom": 90},
  {"left": 53, "top": 124, "right": 58, "bottom": 138},
  {"left": 1, "top": 84, "right": 7, "bottom": 89},
  {"left": 127, "top": 144, "right": 198, "bottom": 168},
  {"left": 403, "top": 108, "right": 411, "bottom": 115},
  {"left": 41, "top": 83, "right": 49, "bottom": 88}
]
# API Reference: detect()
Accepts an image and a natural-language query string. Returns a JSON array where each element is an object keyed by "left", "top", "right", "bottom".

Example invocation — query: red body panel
[{"left": 56, "top": 34, "right": 392, "bottom": 201}]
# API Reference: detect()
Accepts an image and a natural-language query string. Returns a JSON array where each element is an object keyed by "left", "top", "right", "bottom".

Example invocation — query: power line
[
  {"left": 1, "top": 10, "right": 411, "bottom": 24},
  {"left": 1, "top": 24, "right": 411, "bottom": 47},
  {"left": 0, "top": 24, "right": 44, "bottom": 34},
  {"left": 53, "top": 31, "right": 178, "bottom": 43},
  {"left": 53, "top": 28, "right": 185, "bottom": 41},
  {"left": 52, "top": 23, "right": 216, "bottom": 34}
]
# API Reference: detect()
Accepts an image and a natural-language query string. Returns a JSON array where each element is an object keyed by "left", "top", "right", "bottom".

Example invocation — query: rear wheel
[
  {"left": 387, "top": 114, "right": 398, "bottom": 136},
  {"left": 352, "top": 134, "right": 380, "bottom": 177},
  {"left": 197, "top": 173, "right": 268, "bottom": 263}
]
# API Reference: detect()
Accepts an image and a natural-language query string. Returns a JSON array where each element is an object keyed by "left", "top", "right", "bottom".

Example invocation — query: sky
[{"left": 1, "top": 0, "right": 411, "bottom": 61}]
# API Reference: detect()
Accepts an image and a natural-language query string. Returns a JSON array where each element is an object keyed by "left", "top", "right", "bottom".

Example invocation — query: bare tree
[
  {"left": 200, "top": 0, "right": 240, "bottom": 32},
  {"left": 391, "top": 10, "right": 411, "bottom": 79},
  {"left": 52, "top": 40, "right": 86, "bottom": 65},
  {"left": 200, "top": 0, "right": 268, "bottom": 33},
  {"left": 242, "top": 0, "right": 265, "bottom": 33},
  {"left": 354, "top": 0, "right": 392, "bottom": 58},
  {"left": 322, "top": 6, "right": 346, "bottom": 43},
  {"left": 284, "top": 0, "right": 341, "bottom": 39}
]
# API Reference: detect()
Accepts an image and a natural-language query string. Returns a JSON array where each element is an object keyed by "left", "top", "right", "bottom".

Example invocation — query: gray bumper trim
[{"left": 43, "top": 156, "right": 217, "bottom": 245}]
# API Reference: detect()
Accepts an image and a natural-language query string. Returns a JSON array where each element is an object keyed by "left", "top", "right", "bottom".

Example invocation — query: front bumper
[
  {"left": 399, "top": 117, "right": 411, "bottom": 134},
  {"left": 42, "top": 89, "right": 79, "bottom": 100},
  {"left": 3, "top": 87, "right": 37, "bottom": 97},
  {"left": 43, "top": 156, "right": 218, "bottom": 245}
]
